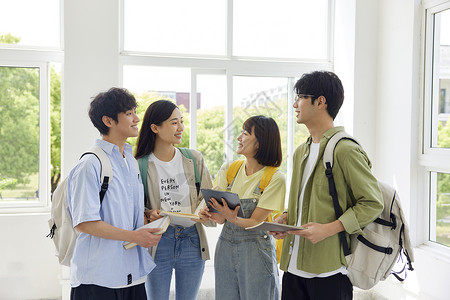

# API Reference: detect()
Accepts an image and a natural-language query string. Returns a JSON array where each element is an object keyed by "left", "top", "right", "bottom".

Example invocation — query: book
[
  {"left": 123, "top": 215, "right": 171, "bottom": 250},
  {"left": 201, "top": 188, "right": 244, "bottom": 216},
  {"left": 159, "top": 199, "right": 206, "bottom": 227},
  {"left": 245, "top": 221, "right": 306, "bottom": 232}
]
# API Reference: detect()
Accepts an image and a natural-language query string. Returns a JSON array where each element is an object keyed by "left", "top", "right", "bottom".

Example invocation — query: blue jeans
[
  {"left": 214, "top": 198, "right": 280, "bottom": 300},
  {"left": 146, "top": 225, "right": 205, "bottom": 300}
]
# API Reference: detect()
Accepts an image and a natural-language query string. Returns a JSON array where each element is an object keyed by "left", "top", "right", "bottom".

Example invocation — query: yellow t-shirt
[{"left": 214, "top": 161, "right": 286, "bottom": 213}]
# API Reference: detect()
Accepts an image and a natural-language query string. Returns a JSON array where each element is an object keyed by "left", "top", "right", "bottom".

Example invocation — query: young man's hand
[
  {"left": 133, "top": 228, "right": 162, "bottom": 248},
  {"left": 288, "top": 220, "right": 345, "bottom": 244}
]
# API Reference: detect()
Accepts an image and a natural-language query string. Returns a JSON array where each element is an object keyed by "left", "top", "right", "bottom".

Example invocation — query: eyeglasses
[{"left": 294, "top": 94, "right": 316, "bottom": 102}]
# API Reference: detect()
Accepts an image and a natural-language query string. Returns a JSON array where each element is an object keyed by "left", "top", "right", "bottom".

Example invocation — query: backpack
[
  {"left": 137, "top": 148, "right": 201, "bottom": 205},
  {"left": 226, "top": 159, "right": 284, "bottom": 262},
  {"left": 46, "top": 146, "right": 113, "bottom": 267},
  {"left": 323, "top": 131, "right": 414, "bottom": 290},
  {"left": 226, "top": 159, "right": 278, "bottom": 195}
]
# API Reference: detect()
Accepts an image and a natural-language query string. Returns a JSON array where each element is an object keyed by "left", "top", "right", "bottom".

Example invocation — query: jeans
[
  {"left": 215, "top": 198, "right": 279, "bottom": 300},
  {"left": 146, "top": 225, "right": 205, "bottom": 300}
]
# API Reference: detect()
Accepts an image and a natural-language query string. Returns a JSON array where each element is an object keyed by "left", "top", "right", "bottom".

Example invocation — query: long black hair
[{"left": 135, "top": 100, "right": 178, "bottom": 159}]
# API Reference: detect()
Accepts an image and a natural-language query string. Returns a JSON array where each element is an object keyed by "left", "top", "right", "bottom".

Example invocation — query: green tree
[
  {"left": 437, "top": 120, "right": 450, "bottom": 220},
  {"left": 50, "top": 67, "right": 62, "bottom": 192},
  {"left": 0, "top": 66, "right": 40, "bottom": 191},
  {"left": 0, "top": 34, "right": 62, "bottom": 197}
]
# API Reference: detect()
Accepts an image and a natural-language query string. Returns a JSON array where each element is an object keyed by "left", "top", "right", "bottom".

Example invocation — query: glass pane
[
  {"left": 122, "top": 65, "right": 191, "bottom": 148},
  {"left": 233, "top": 0, "right": 328, "bottom": 59},
  {"left": 124, "top": 0, "right": 226, "bottom": 55},
  {"left": 431, "top": 172, "right": 450, "bottom": 247},
  {"left": 432, "top": 9, "right": 450, "bottom": 148},
  {"left": 196, "top": 74, "right": 226, "bottom": 179},
  {"left": 0, "top": 66, "right": 40, "bottom": 202},
  {"left": 0, "top": 0, "right": 60, "bottom": 48},
  {"left": 232, "top": 76, "right": 289, "bottom": 174},
  {"left": 50, "top": 63, "right": 62, "bottom": 194}
]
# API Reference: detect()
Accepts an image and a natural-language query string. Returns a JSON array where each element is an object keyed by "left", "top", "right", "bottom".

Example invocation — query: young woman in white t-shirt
[
  {"left": 134, "top": 100, "right": 214, "bottom": 300},
  {"left": 202, "top": 115, "right": 286, "bottom": 300}
]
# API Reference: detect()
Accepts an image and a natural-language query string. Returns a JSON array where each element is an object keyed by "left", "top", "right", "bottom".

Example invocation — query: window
[
  {"left": 121, "top": 0, "right": 333, "bottom": 271},
  {"left": 0, "top": 0, "right": 61, "bottom": 48},
  {"left": 422, "top": 1, "right": 450, "bottom": 248},
  {"left": 0, "top": 1, "right": 62, "bottom": 209}
]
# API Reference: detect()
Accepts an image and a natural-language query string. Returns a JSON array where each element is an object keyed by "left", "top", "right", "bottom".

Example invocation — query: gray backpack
[
  {"left": 323, "top": 131, "right": 414, "bottom": 290},
  {"left": 47, "top": 146, "right": 113, "bottom": 266}
]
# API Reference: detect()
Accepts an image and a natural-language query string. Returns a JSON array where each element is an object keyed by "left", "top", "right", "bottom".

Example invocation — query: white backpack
[
  {"left": 47, "top": 146, "right": 113, "bottom": 266},
  {"left": 323, "top": 131, "right": 414, "bottom": 290}
]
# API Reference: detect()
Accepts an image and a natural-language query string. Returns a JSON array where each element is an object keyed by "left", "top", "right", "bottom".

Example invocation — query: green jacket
[{"left": 279, "top": 127, "right": 384, "bottom": 274}]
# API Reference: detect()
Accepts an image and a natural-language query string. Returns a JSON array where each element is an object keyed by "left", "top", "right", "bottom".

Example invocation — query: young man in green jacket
[{"left": 272, "top": 71, "right": 384, "bottom": 300}]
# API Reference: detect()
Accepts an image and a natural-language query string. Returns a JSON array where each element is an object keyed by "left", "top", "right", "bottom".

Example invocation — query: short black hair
[
  {"left": 294, "top": 71, "right": 344, "bottom": 119},
  {"left": 89, "top": 87, "right": 137, "bottom": 135},
  {"left": 243, "top": 115, "right": 282, "bottom": 167}
]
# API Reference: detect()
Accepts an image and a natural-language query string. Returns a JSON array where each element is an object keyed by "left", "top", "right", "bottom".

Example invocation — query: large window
[
  {"left": 121, "top": 0, "right": 332, "bottom": 274},
  {"left": 0, "top": 0, "right": 62, "bottom": 209},
  {"left": 422, "top": 1, "right": 450, "bottom": 248}
]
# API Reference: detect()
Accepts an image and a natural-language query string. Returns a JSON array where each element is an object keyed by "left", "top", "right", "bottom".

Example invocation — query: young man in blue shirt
[{"left": 67, "top": 87, "right": 162, "bottom": 299}]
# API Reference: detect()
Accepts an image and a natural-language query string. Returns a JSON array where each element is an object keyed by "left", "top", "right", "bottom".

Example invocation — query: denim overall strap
[{"left": 216, "top": 197, "right": 280, "bottom": 300}]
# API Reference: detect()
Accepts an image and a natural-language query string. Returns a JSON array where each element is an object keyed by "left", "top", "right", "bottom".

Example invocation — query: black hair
[
  {"left": 294, "top": 71, "right": 344, "bottom": 119},
  {"left": 89, "top": 87, "right": 137, "bottom": 135},
  {"left": 243, "top": 115, "right": 282, "bottom": 167},
  {"left": 135, "top": 100, "right": 179, "bottom": 159}
]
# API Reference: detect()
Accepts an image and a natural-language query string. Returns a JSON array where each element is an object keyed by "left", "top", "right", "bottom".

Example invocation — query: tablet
[{"left": 201, "top": 188, "right": 244, "bottom": 216}]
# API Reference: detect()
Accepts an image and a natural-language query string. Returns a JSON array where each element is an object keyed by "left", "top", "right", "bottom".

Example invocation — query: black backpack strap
[
  {"left": 325, "top": 161, "right": 351, "bottom": 256},
  {"left": 80, "top": 150, "right": 111, "bottom": 204}
]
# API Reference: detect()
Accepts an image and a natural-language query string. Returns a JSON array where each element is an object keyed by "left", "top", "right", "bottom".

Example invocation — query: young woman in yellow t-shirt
[{"left": 202, "top": 115, "right": 286, "bottom": 300}]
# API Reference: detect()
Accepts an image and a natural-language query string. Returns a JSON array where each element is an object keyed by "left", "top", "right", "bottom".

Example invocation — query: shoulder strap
[
  {"left": 80, "top": 145, "right": 113, "bottom": 203},
  {"left": 178, "top": 148, "right": 201, "bottom": 195},
  {"left": 323, "top": 132, "right": 359, "bottom": 256},
  {"left": 227, "top": 159, "right": 245, "bottom": 186},
  {"left": 137, "top": 155, "right": 150, "bottom": 203},
  {"left": 259, "top": 166, "right": 278, "bottom": 192}
]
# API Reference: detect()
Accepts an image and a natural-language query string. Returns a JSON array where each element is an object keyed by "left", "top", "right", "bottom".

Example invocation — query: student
[
  {"left": 67, "top": 87, "right": 162, "bottom": 300},
  {"left": 134, "top": 100, "right": 214, "bottom": 300},
  {"left": 271, "top": 71, "right": 384, "bottom": 300},
  {"left": 202, "top": 115, "right": 285, "bottom": 300}
]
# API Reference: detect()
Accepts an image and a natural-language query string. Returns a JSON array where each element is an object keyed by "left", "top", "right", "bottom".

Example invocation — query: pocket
[
  {"left": 346, "top": 229, "right": 391, "bottom": 287},
  {"left": 188, "top": 233, "right": 201, "bottom": 249},
  {"left": 255, "top": 235, "right": 276, "bottom": 275}
]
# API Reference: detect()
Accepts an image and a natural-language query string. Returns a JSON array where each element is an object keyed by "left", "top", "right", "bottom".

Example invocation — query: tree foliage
[
  {"left": 0, "top": 34, "right": 62, "bottom": 197},
  {"left": 0, "top": 66, "right": 40, "bottom": 190},
  {"left": 437, "top": 120, "right": 450, "bottom": 220}
]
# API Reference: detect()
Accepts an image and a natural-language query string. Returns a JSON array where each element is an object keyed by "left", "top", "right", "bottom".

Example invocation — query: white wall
[
  {"left": 0, "top": 214, "right": 60, "bottom": 300},
  {"left": 372, "top": 0, "right": 450, "bottom": 299},
  {"left": 0, "top": 1, "right": 120, "bottom": 300}
]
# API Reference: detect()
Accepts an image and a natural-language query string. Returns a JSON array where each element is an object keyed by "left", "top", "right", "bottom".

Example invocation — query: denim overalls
[{"left": 214, "top": 180, "right": 280, "bottom": 300}]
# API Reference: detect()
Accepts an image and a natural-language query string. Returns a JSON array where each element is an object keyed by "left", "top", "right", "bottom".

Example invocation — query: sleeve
[
  {"left": 213, "top": 162, "right": 232, "bottom": 191},
  {"left": 256, "top": 171, "right": 286, "bottom": 212},
  {"left": 68, "top": 156, "right": 102, "bottom": 228},
  {"left": 337, "top": 146, "right": 384, "bottom": 235}
]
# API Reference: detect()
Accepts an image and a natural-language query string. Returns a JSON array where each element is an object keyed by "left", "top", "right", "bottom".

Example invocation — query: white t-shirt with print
[{"left": 149, "top": 149, "right": 192, "bottom": 226}]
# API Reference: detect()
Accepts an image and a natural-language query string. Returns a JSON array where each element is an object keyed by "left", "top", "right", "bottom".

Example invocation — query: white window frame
[
  {"left": 420, "top": 0, "right": 450, "bottom": 253},
  {"left": 119, "top": 0, "right": 334, "bottom": 180},
  {"left": 0, "top": 0, "right": 63, "bottom": 212}
]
